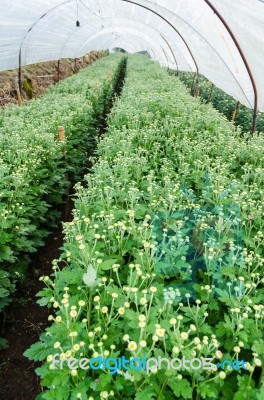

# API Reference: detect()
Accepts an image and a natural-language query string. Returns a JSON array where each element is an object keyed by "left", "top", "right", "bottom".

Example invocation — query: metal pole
[
  {"left": 18, "top": 50, "right": 22, "bottom": 95},
  {"left": 17, "top": 50, "right": 23, "bottom": 105},
  {"left": 160, "top": 34, "right": 179, "bottom": 74},
  {"left": 204, "top": 0, "right": 258, "bottom": 133}
]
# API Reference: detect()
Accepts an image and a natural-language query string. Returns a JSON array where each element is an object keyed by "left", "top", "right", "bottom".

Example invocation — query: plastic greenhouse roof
[{"left": 0, "top": 0, "right": 264, "bottom": 112}]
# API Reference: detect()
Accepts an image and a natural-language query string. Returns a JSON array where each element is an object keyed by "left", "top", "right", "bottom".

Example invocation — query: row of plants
[
  {"left": 0, "top": 54, "right": 126, "bottom": 331},
  {"left": 26, "top": 55, "right": 264, "bottom": 399},
  {"left": 177, "top": 71, "right": 264, "bottom": 133}
]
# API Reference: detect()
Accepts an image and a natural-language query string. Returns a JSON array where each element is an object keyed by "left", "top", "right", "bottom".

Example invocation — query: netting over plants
[{"left": 0, "top": 0, "right": 264, "bottom": 111}]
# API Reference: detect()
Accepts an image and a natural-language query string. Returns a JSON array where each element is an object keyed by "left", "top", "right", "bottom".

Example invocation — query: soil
[
  {"left": 0, "top": 51, "right": 104, "bottom": 107},
  {"left": 0, "top": 57, "right": 127, "bottom": 400},
  {"left": 0, "top": 227, "right": 65, "bottom": 400}
]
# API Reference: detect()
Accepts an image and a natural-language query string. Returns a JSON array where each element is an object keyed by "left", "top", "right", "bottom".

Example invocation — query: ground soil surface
[{"left": 0, "top": 51, "right": 104, "bottom": 107}]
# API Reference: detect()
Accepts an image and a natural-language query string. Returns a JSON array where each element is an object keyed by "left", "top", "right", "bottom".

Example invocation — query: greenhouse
[{"left": 0, "top": 1, "right": 263, "bottom": 400}]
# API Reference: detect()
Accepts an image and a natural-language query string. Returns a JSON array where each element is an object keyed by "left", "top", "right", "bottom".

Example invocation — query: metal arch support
[
  {"left": 18, "top": 0, "right": 183, "bottom": 83},
  {"left": 75, "top": 27, "right": 172, "bottom": 68},
  {"left": 59, "top": 15, "right": 181, "bottom": 71},
  {"left": 18, "top": 0, "right": 199, "bottom": 91},
  {"left": 125, "top": 0, "right": 255, "bottom": 107},
  {"left": 160, "top": 34, "right": 179, "bottom": 74},
  {"left": 120, "top": 0, "right": 199, "bottom": 89},
  {"left": 125, "top": 0, "right": 252, "bottom": 108},
  {"left": 18, "top": 1, "right": 73, "bottom": 73},
  {"left": 204, "top": 0, "right": 258, "bottom": 132}
]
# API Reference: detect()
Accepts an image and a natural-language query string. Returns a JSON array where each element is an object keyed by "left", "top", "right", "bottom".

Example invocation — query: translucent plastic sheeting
[{"left": 0, "top": 0, "right": 263, "bottom": 110}]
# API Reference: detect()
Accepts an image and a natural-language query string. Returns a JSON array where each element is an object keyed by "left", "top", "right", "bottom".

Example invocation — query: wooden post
[
  {"left": 190, "top": 75, "right": 196, "bottom": 95},
  {"left": 208, "top": 83, "right": 214, "bottom": 103},
  {"left": 232, "top": 101, "right": 241, "bottom": 121},
  {"left": 14, "top": 78, "right": 22, "bottom": 106},
  {"left": 58, "top": 125, "right": 65, "bottom": 141},
  {"left": 194, "top": 75, "right": 199, "bottom": 98},
  {"left": 74, "top": 58, "right": 77, "bottom": 73},
  {"left": 57, "top": 60, "right": 61, "bottom": 81}
]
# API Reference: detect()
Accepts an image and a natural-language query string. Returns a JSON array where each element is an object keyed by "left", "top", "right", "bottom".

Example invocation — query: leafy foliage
[
  {"left": 26, "top": 56, "right": 264, "bottom": 399},
  {"left": 177, "top": 71, "right": 264, "bottom": 133},
  {"left": 0, "top": 54, "right": 126, "bottom": 337}
]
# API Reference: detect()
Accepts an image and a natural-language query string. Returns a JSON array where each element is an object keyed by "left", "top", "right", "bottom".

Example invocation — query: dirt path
[{"left": 0, "top": 226, "right": 65, "bottom": 400}]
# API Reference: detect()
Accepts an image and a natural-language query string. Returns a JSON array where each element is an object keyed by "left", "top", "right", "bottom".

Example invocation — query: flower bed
[
  {"left": 0, "top": 54, "right": 125, "bottom": 318},
  {"left": 177, "top": 71, "right": 264, "bottom": 133},
  {"left": 27, "top": 56, "right": 264, "bottom": 400}
]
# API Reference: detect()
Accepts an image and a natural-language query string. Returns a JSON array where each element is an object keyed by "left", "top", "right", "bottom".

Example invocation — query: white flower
[
  {"left": 128, "top": 341, "right": 137, "bottom": 351},
  {"left": 156, "top": 328, "right": 165, "bottom": 338},
  {"left": 181, "top": 332, "right": 189, "bottom": 340},
  {"left": 219, "top": 372, "right": 226, "bottom": 379},
  {"left": 70, "top": 310, "right": 77, "bottom": 318},
  {"left": 140, "top": 298, "right": 148, "bottom": 305},
  {"left": 216, "top": 350, "right": 223, "bottom": 359},
  {"left": 172, "top": 346, "right": 180, "bottom": 355}
]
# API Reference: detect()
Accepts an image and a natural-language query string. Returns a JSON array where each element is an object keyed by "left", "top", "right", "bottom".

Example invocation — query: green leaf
[
  {"left": 252, "top": 340, "right": 264, "bottom": 355},
  {"left": 169, "top": 378, "right": 192, "bottom": 399},
  {"left": 24, "top": 341, "right": 50, "bottom": 361},
  {"left": 100, "top": 259, "right": 118, "bottom": 271},
  {"left": 198, "top": 380, "right": 220, "bottom": 399},
  {"left": 135, "top": 386, "right": 156, "bottom": 400}
]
